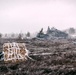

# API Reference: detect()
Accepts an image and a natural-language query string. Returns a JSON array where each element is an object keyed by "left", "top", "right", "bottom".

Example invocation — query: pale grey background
[{"left": 0, "top": 0, "right": 76, "bottom": 33}]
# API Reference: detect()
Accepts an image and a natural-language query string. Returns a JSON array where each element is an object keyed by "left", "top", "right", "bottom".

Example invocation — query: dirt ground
[{"left": 0, "top": 38, "right": 76, "bottom": 75}]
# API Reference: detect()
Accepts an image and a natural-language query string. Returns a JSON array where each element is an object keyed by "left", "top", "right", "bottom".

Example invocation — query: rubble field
[{"left": 0, "top": 38, "right": 76, "bottom": 75}]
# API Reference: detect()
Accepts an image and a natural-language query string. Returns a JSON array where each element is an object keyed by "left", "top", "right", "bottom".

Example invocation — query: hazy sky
[{"left": 0, "top": 0, "right": 76, "bottom": 33}]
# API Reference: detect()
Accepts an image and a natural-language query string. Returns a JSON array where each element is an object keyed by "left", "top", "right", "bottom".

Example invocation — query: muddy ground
[{"left": 0, "top": 38, "right": 76, "bottom": 75}]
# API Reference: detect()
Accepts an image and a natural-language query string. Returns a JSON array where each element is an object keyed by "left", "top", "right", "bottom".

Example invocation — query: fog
[{"left": 0, "top": 0, "right": 76, "bottom": 33}]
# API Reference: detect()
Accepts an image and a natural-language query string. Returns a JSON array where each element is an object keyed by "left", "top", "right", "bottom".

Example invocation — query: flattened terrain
[{"left": 0, "top": 38, "right": 76, "bottom": 75}]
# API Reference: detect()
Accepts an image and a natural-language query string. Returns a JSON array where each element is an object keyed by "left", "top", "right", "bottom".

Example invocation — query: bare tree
[
  {"left": 37, "top": 28, "right": 44, "bottom": 38},
  {"left": 47, "top": 26, "right": 50, "bottom": 34},
  {"left": 69, "top": 28, "right": 75, "bottom": 34},
  {"left": 26, "top": 32, "right": 30, "bottom": 37},
  {"left": 11, "top": 33, "right": 15, "bottom": 38},
  {"left": 0, "top": 33, "right": 2, "bottom": 38},
  {"left": 18, "top": 33, "right": 23, "bottom": 40}
]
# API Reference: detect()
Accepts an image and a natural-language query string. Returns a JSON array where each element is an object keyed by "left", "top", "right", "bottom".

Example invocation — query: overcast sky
[{"left": 0, "top": 0, "right": 76, "bottom": 33}]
